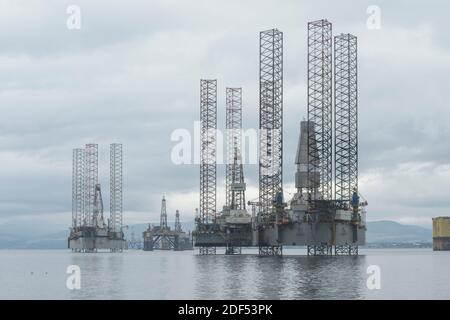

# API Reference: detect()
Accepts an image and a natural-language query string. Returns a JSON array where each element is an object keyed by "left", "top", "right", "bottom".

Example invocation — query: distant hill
[
  {"left": 0, "top": 230, "right": 69, "bottom": 249},
  {"left": 0, "top": 220, "right": 432, "bottom": 249},
  {"left": 366, "top": 220, "right": 431, "bottom": 243}
]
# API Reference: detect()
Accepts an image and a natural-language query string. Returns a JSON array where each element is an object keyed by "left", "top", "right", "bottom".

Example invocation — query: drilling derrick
[
  {"left": 93, "top": 183, "right": 105, "bottom": 228},
  {"left": 72, "top": 148, "right": 85, "bottom": 228},
  {"left": 307, "top": 20, "right": 333, "bottom": 201},
  {"left": 173, "top": 209, "right": 192, "bottom": 250},
  {"left": 174, "top": 210, "right": 182, "bottom": 233},
  {"left": 334, "top": 34, "right": 358, "bottom": 202},
  {"left": 259, "top": 29, "right": 283, "bottom": 224},
  {"left": 230, "top": 151, "right": 246, "bottom": 210},
  {"left": 160, "top": 196, "right": 168, "bottom": 230},
  {"left": 225, "top": 88, "right": 245, "bottom": 210},
  {"left": 110, "top": 143, "right": 123, "bottom": 233},
  {"left": 294, "top": 121, "right": 319, "bottom": 196},
  {"left": 158, "top": 196, "right": 170, "bottom": 250}
]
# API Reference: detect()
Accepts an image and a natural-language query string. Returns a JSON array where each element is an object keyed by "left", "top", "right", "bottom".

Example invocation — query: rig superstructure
[{"left": 193, "top": 19, "right": 367, "bottom": 256}]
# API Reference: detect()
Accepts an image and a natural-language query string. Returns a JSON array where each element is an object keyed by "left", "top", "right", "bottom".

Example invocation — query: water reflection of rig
[{"left": 193, "top": 19, "right": 367, "bottom": 256}]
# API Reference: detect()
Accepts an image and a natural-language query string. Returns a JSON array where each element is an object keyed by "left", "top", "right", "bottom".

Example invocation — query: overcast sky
[{"left": 0, "top": 0, "right": 449, "bottom": 231}]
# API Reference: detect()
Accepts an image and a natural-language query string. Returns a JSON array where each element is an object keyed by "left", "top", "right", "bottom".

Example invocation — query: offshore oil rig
[
  {"left": 68, "top": 143, "right": 126, "bottom": 252},
  {"left": 143, "top": 196, "right": 193, "bottom": 251},
  {"left": 193, "top": 19, "right": 367, "bottom": 256}
]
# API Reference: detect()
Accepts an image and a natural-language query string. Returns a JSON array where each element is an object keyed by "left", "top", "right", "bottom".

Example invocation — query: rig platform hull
[
  {"left": 194, "top": 221, "right": 364, "bottom": 248},
  {"left": 257, "top": 221, "right": 365, "bottom": 247},
  {"left": 432, "top": 217, "right": 450, "bottom": 251},
  {"left": 68, "top": 227, "right": 126, "bottom": 252},
  {"left": 433, "top": 238, "right": 450, "bottom": 251},
  {"left": 142, "top": 227, "right": 193, "bottom": 251}
]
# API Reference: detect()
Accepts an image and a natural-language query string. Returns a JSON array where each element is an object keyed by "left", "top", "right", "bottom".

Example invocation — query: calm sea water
[{"left": 0, "top": 248, "right": 449, "bottom": 299}]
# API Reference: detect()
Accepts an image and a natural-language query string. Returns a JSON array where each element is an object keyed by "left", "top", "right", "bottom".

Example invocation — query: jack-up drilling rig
[
  {"left": 193, "top": 20, "right": 367, "bottom": 256},
  {"left": 194, "top": 85, "right": 253, "bottom": 255},
  {"left": 69, "top": 143, "right": 126, "bottom": 252}
]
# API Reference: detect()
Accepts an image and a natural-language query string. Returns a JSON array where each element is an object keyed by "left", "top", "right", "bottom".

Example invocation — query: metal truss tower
[
  {"left": 199, "top": 79, "right": 217, "bottom": 224},
  {"left": 334, "top": 34, "right": 358, "bottom": 202},
  {"left": 259, "top": 29, "right": 283, "bottom": 222},
  {"left": 84, "top": 144, "right": 98, "bottom": 227},
  {"left": 307, "top": 20, "right": 333, "bottom": 201},
  {"left": 72, "top": 148, "right": 85, "bottom": 228},
  {"left": 175, "top": 210, "right": 182, "bottom": 233},
  {"left": 110, "top": 143, "right": 123, "bottom": 232},
  {"left": 231, "top": 152, "right": 246, "bottom": 210},
  {"left": 225, "top": 87, "right": 245, "bottom": 210},
  {"left": 160, "top": 196, "right": 168, "bottom": 230}
]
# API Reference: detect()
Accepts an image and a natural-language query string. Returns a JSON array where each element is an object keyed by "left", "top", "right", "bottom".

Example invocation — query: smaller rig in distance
[{"left": 143, "top": 196, "right": 193, "bottom": 251}]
